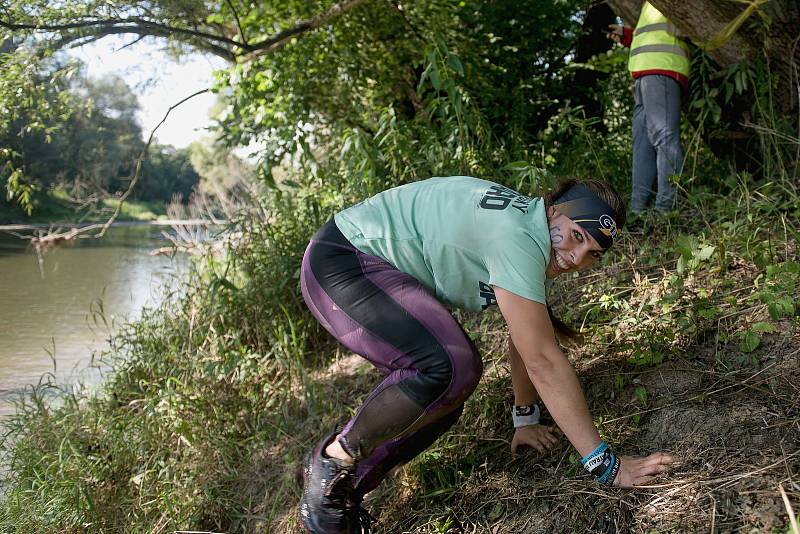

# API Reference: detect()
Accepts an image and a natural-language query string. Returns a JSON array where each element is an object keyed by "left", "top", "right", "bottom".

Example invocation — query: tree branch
[
  {"left": 45, "top": 24, "right": 238, "bottom": 61},
  {"left": 384, "top": 0, "right": 424, "bottom": 41},
  {"left": 0, "top": 16, "right": 242, "bottom": 60},
  {"left": 245, "top": 0, "right": 368, "bottom": 59},
  {"left": 224, "top": 0, "right": 249, "bottom": 48},
  {"left": 93, "top": 88, "right": 211, "bottom": 239},
  {"left": 1, "top": 0, "right": 370, "bottom": 62}
]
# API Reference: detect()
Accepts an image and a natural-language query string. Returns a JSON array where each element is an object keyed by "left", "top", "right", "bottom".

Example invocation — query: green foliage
[
  {"left": 573, "top": 172, "right": 798, "bottom": 369},
  {"left": 0, "top": 65, "right": 203, "bottom": 217},
  {"left": 216, "top": 0, "right": 598, "bottom": 187},
  {"left": 0, "top": 47, "right": 82, "bottom": 210},
  {"left": 684, "top": 48, "right": 798, "bottom": 184},
  {"left": 634, "top": 386, "right": 648, "bottom": 407},
  {"left": 674, "top": 234, "right": 717, "bottom": 274},
  {"left": 733, "top": 260, "right": 800, "bottom": 354},
  {"left": 188, "top": 140, "right": 256, "bottom": 194},
  {"left": 689, "top": 52, "right": 756, "bottom": 127},
  {"left": 138, "top": 145, "right": 200, "bottom": 203},
  {"left": 757, "top": 262, "right": 799, "bottom": 320},
  {"left": 737, "top": 321, "right": 776, "bottom": 353},
  {"left": 0, "top": 0, "right": 798, "bottom": 531}
]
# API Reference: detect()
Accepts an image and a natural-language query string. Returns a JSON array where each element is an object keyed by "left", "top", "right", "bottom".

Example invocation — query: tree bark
[{"left": 605, "top": 0, "right": 640, "bottom": 27}]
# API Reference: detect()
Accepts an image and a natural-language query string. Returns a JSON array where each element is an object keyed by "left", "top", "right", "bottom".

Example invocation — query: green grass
[
  {"left": 101, "top": 198, "right": 166, "bottom": 222},
  {"left": 0, "top": 62, "right": 797, "bottom": 532},
  {"left": 0, "top": 164, "right": 796, "bottom": 532},
  {"left": 0, "top": 189, "right": 168, "bottom": 224}
]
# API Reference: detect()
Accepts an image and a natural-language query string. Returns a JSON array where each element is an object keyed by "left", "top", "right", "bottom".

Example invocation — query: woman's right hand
[
  {"left": 613, "top": 452, "right": 675, "bottom": 487},
  {"left": 511, "top": 424, "right": 560, "bottom": 454}
]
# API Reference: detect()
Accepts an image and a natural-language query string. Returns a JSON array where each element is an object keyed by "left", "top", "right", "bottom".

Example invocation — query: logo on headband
[{"left": 598, "top": 214, "right": 618, "bottom": 239}]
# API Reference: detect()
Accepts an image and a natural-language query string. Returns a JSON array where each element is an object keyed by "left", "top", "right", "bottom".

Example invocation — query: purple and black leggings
[{"left": 300, "top": 219, "right": 483, "bottom": 498}]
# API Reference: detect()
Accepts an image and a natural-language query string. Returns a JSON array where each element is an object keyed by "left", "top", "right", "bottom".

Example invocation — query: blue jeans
[{"left": 632, "top": 75, "right": 683, "bottom": 212}]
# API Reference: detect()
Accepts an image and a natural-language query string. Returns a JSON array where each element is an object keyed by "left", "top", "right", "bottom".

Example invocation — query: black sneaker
[
  {"left": 347, "top": 501, "right": 375, "bottom": 534},
  {"left": 300, "top": 432, "right": 358, "bottom": 534}
]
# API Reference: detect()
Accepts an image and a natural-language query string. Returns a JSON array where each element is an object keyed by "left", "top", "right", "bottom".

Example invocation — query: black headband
[{"left": 553, "top": 184, "right": 620, "bottom": 250}]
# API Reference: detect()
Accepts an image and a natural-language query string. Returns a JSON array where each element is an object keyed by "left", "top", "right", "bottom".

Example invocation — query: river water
[{"left": 0, "top": 225, "right": 191, "bottom": 416}]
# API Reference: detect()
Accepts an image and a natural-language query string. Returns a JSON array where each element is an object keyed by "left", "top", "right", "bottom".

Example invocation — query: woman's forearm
[
  {"left": 521, "top": 345, "right": 600, "bottom": 457},
  {"left": 495, "top": 287, "right": 602, "bottom": 457},
  {"left": 508, "top": 335, "right": 539, "bottom": 406}
]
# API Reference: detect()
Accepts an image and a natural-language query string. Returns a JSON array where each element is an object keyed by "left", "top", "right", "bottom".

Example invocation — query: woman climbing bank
[{"left": 298, "top": 176, "right": 675, "bottom": 533}]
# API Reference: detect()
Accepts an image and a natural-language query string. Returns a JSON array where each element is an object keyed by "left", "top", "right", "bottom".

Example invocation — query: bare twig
[
  {"left": 115, "top": 34, "right": 148, "bottom": 52},
  {"left": 224, "top": 0, "right": 249, "bottom": 48},
  {"left": 741, "top": 121, "right": 800, "bottom": 144},
  {"left": 93, "top": 88, "right": 211, "bottom": 239}
]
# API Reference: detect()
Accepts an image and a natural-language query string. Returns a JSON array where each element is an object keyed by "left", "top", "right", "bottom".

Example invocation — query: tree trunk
[
  {"left": 605, "top": 0, "right": 641, "bottom": 27},
  {"left": 607, "top": 0, "right": 799, "bottom": 112}
]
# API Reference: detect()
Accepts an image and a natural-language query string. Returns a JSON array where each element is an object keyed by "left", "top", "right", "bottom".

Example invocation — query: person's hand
[
  {"left": 613, "top": 452, "right": 675, "bottom": 487},
  {"left": 511, "top": 424, "right": 560, "bottom": 453},
  {"left": 607, "top": 24, "right": 623, "bottom": 43}
]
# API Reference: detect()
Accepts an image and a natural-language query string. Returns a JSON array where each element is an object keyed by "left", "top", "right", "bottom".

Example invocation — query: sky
[{"left": 70, "top": 36, "right": 227, "bottom": 149}]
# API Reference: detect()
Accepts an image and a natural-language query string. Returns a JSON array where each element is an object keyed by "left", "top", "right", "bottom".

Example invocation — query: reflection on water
[{"left": 0, "top": 225, "right": 191, "bottom": 415}]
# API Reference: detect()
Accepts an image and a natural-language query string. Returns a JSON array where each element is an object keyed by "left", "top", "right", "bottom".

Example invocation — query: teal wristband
[
  {"left": 580, "top": 441, "right": 620, "bottom": 486},
  {"left": 581, "top": 442, "right": 609, "bottom": 466}
]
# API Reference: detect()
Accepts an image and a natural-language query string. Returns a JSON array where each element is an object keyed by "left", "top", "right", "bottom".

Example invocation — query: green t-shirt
[{"left": 334, "top": 176, "right": 551, "bottom": 312}]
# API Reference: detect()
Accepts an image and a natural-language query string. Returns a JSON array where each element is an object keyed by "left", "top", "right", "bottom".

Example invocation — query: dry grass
[
  {"left": 251, "top": 213, "right": 799, "bottom": 533},
  {"left": 247, "top": 322, "right": 798, "bottom": 533}
]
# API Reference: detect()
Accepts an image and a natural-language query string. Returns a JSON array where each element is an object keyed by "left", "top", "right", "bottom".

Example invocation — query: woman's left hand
[
  {"left": 511, "top": 424, "right": 560, "bottom": 453},
  {"left": 613, "top": 453, "right": 676, "bottom": 487}
]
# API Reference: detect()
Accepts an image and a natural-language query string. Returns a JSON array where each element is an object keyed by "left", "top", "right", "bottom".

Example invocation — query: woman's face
[{"left": 545, "top": 207, "right": 605, "bottom": 279}]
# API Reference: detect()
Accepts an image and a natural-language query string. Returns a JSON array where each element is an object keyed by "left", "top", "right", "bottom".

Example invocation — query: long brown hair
[{"left": 542, "top": 178, "right": 626, "bottom": 343}]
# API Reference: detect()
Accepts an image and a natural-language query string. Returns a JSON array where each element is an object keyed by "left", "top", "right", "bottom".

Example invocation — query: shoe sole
[
  {"left": 299, "top": 451, "right": 313, "bottom": 532},
  {"left": 298, "top": 431, "right": 342, "bottom": 534}
]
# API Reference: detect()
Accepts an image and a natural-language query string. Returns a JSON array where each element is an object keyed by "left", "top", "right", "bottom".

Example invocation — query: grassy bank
[
  {"left": 0, "top": 189, "right": 167, "bottom": 224},
  {"left": 0, "top": 164, "right": 797, "bottom": 532},
  {"left": 1, "top": 51, "right": 798, "bottom": 529}
]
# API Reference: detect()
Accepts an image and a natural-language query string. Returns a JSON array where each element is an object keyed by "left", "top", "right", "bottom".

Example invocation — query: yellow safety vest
[{"left": 629, "top": 2, "right": 690, "bottom": 77}]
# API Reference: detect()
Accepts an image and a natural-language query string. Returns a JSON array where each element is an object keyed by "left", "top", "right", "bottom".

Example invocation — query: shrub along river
[{"left": 0, "top": 224, "right": 194, "bottom": 416}]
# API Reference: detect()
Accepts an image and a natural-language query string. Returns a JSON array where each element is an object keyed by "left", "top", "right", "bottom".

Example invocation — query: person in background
[
  {"left": 298, "top": 176, "right": 675, "bottom": 533},
  {"left": 609, "top": 1, "right": 690, "bottom": 213}
]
